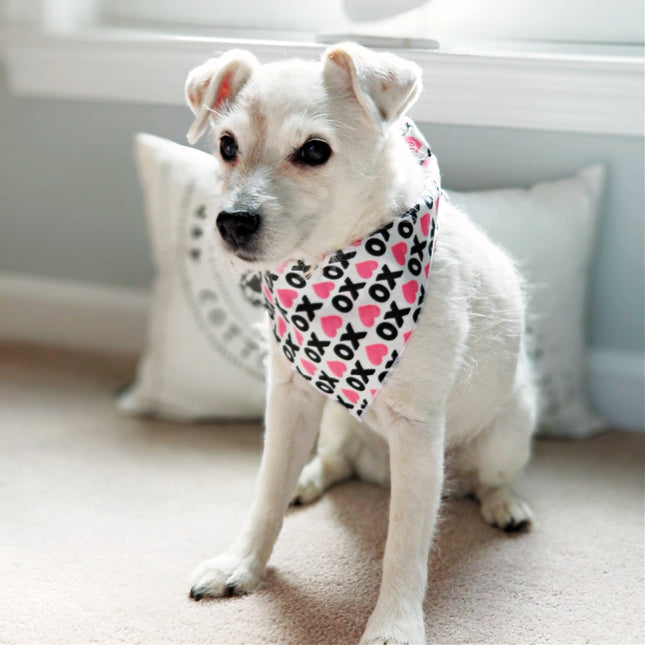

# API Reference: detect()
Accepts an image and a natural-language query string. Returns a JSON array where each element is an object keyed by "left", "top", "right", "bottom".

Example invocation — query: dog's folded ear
[
  {"left": 185, "top": 49, "right": 258, "bottom": 145},
  {"left": 323, "top": 42, "right": 422, "bottom": 133}
]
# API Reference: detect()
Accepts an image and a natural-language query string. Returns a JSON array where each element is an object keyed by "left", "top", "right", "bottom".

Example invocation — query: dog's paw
[
  {"left": 189, "top": 553, "right": 263, "bottom": 600},
  {"left": 360, "top": 612, "right": 425, "bottom": 645},
  {"left": 359, "top": 629, "right": 425, "bottom": 644},
  {"left": 290, "top": 459, "right": 327, "bottom": 506},
  {"left": 479, "top": 485, "right": 533, "bottom": 532},
  {"left": 360, "top": 637, "right": 420, "bottom": 645}
]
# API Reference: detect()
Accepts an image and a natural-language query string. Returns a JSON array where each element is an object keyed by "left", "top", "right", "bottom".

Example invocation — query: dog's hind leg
[
  {"left": 292, "top": 402, "right": 392, "bottom": 505},
  {"left": 470, "top": 354, "right": 537, "bottom": 531},
  {"left": 291, "top": 402, "right": 356, "bottom": 505}
]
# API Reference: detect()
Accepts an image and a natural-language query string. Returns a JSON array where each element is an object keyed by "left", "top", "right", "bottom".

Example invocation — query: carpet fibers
[{"left": 0, "top": 343, "right": 643, "bottom": 645}]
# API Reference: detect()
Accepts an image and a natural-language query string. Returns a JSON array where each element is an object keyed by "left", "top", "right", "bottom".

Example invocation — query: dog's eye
[
  {"left": 296, "top": 140, "right": 332, "bottom": 167},
  {"left": 220, "top": 135, "right": 238, "bottom": 162}
]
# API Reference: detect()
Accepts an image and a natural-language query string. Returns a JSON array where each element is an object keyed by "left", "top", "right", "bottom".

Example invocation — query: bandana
[{"left": 263, "top": 119, "right": 440, "bottom": 420}]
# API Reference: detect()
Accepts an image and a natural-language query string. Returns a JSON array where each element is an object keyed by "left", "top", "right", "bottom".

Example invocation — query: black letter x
[
  {"left": 339, "top": 323, "right": 367, "bottom": 350},
  {"left": 295, "top": 295, "right": 322, "bottom": 321},
  {"left": 375, "top": 264, "right": 403, "bottom": 290},
  {"left": 384, "top": 301, "right": 411, "bottom": 328}
]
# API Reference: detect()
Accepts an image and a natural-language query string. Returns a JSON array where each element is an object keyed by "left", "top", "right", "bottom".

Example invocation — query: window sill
[{"left": 2, "top": 27, "right": 643, "bottom": 136}]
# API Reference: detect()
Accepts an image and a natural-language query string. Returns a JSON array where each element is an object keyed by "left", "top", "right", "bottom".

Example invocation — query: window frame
[{"left": 1, "top": 1, "right": 643, "bottom": 137}]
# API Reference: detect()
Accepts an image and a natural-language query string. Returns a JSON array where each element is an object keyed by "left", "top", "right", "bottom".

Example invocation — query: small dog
[{"left": 185, "top": 43, "right": 537, "bottom": 645}]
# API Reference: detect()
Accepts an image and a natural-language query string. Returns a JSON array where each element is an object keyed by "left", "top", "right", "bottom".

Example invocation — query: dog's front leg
[
  {"left": 190, "top": 353, "right": 325, "bottom": 600},
  {"left": 360, "top": 412, "right": 445, "bottom": 645}
]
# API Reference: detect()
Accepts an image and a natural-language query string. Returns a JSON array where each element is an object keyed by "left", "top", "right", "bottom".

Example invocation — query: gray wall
[{"left": 1, "top": 64, "right": 643, "bottom": 354}]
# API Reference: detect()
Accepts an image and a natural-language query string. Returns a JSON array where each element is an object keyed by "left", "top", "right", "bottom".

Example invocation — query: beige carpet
[{"left": 0, "top": 343, "right": 643, "bottom": 645}]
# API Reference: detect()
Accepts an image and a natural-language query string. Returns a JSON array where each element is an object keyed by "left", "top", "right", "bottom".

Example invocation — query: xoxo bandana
[{"left": 263, "top": 120, "right": 440, "bottom": 420}]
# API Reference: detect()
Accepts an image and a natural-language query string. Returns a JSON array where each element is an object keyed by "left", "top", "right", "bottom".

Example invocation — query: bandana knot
[{"left": 263, "top": 120, "right": 440, "bottom": 420}]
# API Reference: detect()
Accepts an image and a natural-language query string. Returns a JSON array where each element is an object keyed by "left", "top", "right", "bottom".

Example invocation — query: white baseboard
[
  {"left": 1, "top": 272, "right": 643, "bottom": 430},
  {"left": 588, "top": 349, "right": 645, "bottom": 432},
  {"left": 0, "top": 272, "right": 150, "bottom": 354}
]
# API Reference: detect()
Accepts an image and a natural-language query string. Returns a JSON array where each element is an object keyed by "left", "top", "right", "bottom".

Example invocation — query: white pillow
[
  {"left": 118, "top": 134, "right": 266, "bottom": 420},
  {"left": 121, "top": 134, "right": 605, "bottom": 436}
]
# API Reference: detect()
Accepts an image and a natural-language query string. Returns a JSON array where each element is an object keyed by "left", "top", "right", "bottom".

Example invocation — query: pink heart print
[
  {"left": 342, "top": 389, "right": 360, "bottom": 404},
  {"left": 359, "top": 305, "right": 381, "bottom": 327},
  {"left": 421, "top": 212, "right": 431, "bottom": 236},
  {"left": 392, "top": 242, "right": 408, "bottom": 266},
  {"left": 278, "top": 317, "right": 287, "bottom": 338},
  {"left": 366, "top": 343, "right": 389, "bottom": 366},
  {"left": 356, "top": 260, "right": 379, "bottom": 279},
  {"left": 402, "top": 280, "right": 419, "bottom": 304},
  {"left": 313, "top": 282, "right": 335, "bottom": 298},
  {"left": 327, "top": 361, "right": 348, "bottom": 378},
  {"left": 301, "top": 359, "right": 318, "bottom": 375},
  {"left": 277, "top": 288, "right": 298, "bottom": 308},
  {"left": 321, "top": 315, "right": 343, "bottom": 338}
]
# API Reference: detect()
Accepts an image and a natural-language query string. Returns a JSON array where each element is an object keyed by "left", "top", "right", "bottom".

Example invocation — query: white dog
[{"left": 184, "top": 43, "right": 537, "bottom": 645}]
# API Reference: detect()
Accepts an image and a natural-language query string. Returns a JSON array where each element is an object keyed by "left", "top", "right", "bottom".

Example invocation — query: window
[
  {"left": 8, "top": 0, "right": 642, "bottom": 45},
  {"left": 3, "top": 0, "right": 642, "bottom": 137},
  {"left": 94, "top": 0, "right": 645, "bottom": 45},
  {"left": 102, "top": 0, "right": 349, "bottom": 33}
]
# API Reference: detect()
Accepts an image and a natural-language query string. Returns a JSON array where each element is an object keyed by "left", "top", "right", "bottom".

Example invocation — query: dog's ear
[
  {"left": 323, "top": 42, "right": 422, "bottom": 132},
  {"left": 185, "top": 49, "right": 258, "bottom": 144}
]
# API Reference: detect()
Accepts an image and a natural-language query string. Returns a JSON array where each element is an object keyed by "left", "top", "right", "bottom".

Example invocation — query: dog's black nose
[{"left": 216, "top": 210, "right": 261, "bottom": 248}]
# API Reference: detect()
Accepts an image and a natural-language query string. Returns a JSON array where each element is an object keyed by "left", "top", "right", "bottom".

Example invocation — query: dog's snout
[{"left": 216, "top": 210, "right": 261, "bottom": 248}]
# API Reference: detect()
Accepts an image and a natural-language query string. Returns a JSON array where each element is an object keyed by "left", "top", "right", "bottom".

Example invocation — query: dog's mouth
[
  {"left": 218, "top": 241, "right": 280, "bottom": 272},
  {"left": 231, "top": 248, "right": 265, "bottom": 264},
  {"left": 225, "top": 243, "right": 317, "bottom": 274}
]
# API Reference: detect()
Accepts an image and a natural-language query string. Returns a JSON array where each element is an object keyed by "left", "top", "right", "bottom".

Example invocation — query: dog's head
[{"left": 185, "top": 43, "right": 423, "bottom": 268}]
